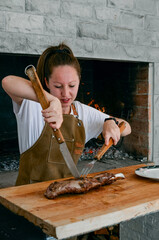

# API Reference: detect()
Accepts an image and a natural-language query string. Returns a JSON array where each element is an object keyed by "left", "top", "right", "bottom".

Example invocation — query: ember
[{"left": 79, "top": 142, "right": 148, "bottom": 163}]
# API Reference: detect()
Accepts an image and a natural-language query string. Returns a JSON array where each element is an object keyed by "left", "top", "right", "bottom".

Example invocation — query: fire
[
  {"left": 88, "top": 99, "right": 105, "bottom": 112},
  {"left": 88, "top": 99, "right": 95, "bottom": 106}
]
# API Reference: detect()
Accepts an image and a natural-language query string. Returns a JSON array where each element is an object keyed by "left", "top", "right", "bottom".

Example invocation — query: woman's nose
[{"left": 61, "top": 86, "right": 68, "bottom": 96}]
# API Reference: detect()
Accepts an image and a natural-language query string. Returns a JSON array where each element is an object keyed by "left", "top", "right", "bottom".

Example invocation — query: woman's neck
[{"left": 62, "top": 106, "right": 71, "bottom": 114}]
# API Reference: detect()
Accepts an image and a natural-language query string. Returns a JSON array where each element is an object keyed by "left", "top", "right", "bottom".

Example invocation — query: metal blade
[{"left": 60, "top": 142, "right": 80, "bottom": 178}]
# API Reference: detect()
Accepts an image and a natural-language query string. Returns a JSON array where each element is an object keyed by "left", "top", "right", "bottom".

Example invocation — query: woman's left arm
[{"left": 102, "top": 117, "right": 131, "bottom": 146}]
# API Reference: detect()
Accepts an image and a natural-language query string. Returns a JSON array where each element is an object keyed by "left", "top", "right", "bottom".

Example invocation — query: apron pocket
[{"left": 47, "top": 134, "right": 74, "bottom": 164}]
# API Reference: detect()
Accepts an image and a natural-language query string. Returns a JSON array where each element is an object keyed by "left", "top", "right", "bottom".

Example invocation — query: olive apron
[{"left": 16, "top": 112, "right": 85, "bottom": 185}]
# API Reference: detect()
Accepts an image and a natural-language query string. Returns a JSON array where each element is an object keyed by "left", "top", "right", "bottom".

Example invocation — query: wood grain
[{"left": 0, "top": 164, "right": 159, "bottom": 239}]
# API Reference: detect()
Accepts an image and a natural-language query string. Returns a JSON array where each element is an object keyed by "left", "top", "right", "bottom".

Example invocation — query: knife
[{"left": 25, "top": 65, "right": 80, "bottom": 178}]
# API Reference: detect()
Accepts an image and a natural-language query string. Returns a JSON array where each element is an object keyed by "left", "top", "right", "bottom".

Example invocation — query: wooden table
[{"left": 0, "top": 164, "right": 159, "bottom": 239}]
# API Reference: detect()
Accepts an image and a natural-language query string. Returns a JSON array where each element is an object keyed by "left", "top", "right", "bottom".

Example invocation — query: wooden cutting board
[{"left": 0, "top": 164, "right": 159, "bottom": 239}]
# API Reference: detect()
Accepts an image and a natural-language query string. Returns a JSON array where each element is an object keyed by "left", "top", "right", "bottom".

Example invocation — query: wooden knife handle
[
  {"left": 94, "top": 121, "right": 126, "bottom": 160},
  {"left": 25, "top": 65, "right": 64, "bottom": 144},
  {"left": 26, "top": 65, "right": 50, "bottom": 110}
]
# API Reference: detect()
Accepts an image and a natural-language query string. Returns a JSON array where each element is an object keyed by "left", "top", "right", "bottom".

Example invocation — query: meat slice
[{"left": 44, "top": 172, "right": 125, "bottom": 199}]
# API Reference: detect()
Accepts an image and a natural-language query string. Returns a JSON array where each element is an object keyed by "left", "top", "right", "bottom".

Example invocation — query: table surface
[{"left": 0, "top": 164, "right": 159, "bottom": 239}]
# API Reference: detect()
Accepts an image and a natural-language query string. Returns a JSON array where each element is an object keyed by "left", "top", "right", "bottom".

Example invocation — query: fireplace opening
[
  {"left": 77, "top": 59, "right": 150, "bottom": 159},
  {"left": 0, "top": 53, "right": 150, "bottom": 171}
]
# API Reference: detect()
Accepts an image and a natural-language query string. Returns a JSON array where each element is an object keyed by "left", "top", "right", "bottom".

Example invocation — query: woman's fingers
[
  {"left": 104, "top": 133, "right": 120, "bottom": 146},
  {"left": 41, "top": 97, "right": 63, "bottom": 129},
  {"left": 43, "top": 114, "right": 63, "bottom": 129},
  {"left": 103, "top": 120, "right": 121, "bottom": 146}
]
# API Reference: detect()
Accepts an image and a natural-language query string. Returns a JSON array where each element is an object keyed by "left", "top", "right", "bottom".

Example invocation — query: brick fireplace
[
  {"left": 78, "top": 60, "right": 151, "bottom": 159},
  {"left": 1, "top": 0, "right": 159, "bottom": 163},
  {"left": 0, "top": 54, "right": 151, "bottom": 160},
  {"left": 1, "top": 1, "right": 159, "bottom": 239}
]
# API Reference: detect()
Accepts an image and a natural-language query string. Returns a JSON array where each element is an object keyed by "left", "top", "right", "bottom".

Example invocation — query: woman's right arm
[
  {"left": 2, "top": 75, "right": 63, "bottom": 129},
  {"left": 2, "top": 75, "right": 39, "bottom": 105}
]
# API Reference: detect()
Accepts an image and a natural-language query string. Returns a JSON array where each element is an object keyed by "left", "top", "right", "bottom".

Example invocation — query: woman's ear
[{"left": 44, "top": 77, "right": 49, "bottom": 89}]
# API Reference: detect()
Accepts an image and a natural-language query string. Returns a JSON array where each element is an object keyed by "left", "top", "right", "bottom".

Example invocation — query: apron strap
[{"left": 71, "top": 103, "right": 78, "bottom": 116}]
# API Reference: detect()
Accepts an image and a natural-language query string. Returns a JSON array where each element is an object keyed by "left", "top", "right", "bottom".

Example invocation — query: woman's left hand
[
  {"left": 102, "top": 118, "right": 131, "bottom": 146},
  {"left": 102, "top": 119, "right": 120, "bottom": 146}
]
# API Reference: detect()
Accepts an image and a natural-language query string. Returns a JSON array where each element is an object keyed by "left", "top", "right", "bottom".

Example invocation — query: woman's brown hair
[{"left": 36, "top": 43, "right": 81, "bottom": 91}]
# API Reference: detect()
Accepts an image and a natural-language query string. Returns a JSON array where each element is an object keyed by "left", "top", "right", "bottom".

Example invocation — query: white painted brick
[
  {"left": 25, "top": 0, "right": 60, "bottom": 16},
  {"left": 0, "top": 11, "right": 5, "bottom": 30},
  {"left": 93, "top": 40, "right": 123, "bottom": 60},
  {"left": 134, "top": 0, "right": 156, "bottom": 14},
  {"left": 152, "top": 32, "right": 159, "bottom": 47},
  {"left": 25, "top": 34, "right": 67, "bottom": 55},
  {"left": 134, "top": 29, "right": 157, "bottom": 47},
  {"left": 0, "top": 32, "right": 27, "bottom": 53},
  {"left": 108, "top": 26, "right": 133, "bottom": 44},
  {"left": 145, "top": 15, "right": 159, "bottom": 31},
  {"left": 147, "top": 47, "right": 159, "bottom": 62},
  {"left": 44, "top": 17, "right": 76, "bottom": 37},
  {"left": 154, "top": 63, "right": 159, "bottom": 95},
  {"left": 77, "top": 22, "right": 107, "bottom": 39},
  {"left": 62, "top": 0, "right": 106, "bottom": 7},
  {"left": 43, "top": 17, "right": 55, "bottom": 36},
  {"left": 157, "top": 2, "right": 159, "bottom": 16},
  {"left": 120, "top": 12, "right": 144, "bottom": 29},
  {"left": 5, "top": 12, "right": 43, "bottom": 34},
  {"left": 95, "top": 7, "right": 120, "bottom": 23},
  {"left": 122, "top": 45, "right": 146, "bottom": 61},
  {"left": 72, "top": 38, "right": 93, "bottom": 57},
  {"left": 61, "top": 2, "right": 93, "bottom": 19},
  {"left": 0, "top": 0, "right": 25, "bottom": 12},
  {"left": 108, "top": 0, "right": 134, "bottom": 10}
]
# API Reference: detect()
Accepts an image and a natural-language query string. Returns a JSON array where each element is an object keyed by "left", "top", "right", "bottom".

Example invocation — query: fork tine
[
  {"left": 80, "top": 168, "right": 88, "bottom": 178},
  {"left": 83, "top": 167, "right": 92, "bottom": 177},
  {"left": 80, "top": 160, "right": 97, "bottom": 178}
]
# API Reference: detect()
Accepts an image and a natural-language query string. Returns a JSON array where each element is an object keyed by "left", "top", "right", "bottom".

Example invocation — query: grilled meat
[{"left": 44, "top": 172, "right": 125, "bottom": 199}]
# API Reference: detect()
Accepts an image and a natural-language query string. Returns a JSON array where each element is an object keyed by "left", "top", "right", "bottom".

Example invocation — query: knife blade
[{"left": 25, "top": 65, "right": 80, "bottom": 178}]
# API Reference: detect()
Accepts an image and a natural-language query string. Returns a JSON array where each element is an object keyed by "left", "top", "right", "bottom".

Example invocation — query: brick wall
[
  {"left": 1, "top": 1, "right": 159, "bottom": 239},
  {"left": 124, "top": 64, "right": 150, "bottom": 157}
]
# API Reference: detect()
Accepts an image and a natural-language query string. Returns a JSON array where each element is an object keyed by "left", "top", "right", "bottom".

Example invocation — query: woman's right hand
[{"left": 41, "top": 96, "right": 63, "bottom": 130}]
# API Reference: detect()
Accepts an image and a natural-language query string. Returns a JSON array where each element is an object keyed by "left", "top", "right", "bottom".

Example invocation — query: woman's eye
[
  {"left": 55, "top": 86, "right": 61, "bottom": 88},
  {"left": 69, "top": 85, "right": 75, "bottom": 88}
]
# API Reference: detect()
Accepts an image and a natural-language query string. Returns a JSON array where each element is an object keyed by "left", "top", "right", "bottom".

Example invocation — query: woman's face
[{"left": 46, "top": 65, "right": 80, "bottom": 114}]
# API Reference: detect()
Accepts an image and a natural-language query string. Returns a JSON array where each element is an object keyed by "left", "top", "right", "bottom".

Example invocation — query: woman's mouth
[{"left": 61, "top": 98, "right": 70, "bottom": 104}]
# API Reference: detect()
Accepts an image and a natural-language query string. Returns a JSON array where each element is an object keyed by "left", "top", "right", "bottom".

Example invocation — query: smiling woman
[
  {"left": 44, "top": 65, "right": 80, "bottom": 114},
  {"left": 1, "top": 42, "right": 131, "bottom": 240},
  {"left": 2, "top": 42, "right": 131, "bottom": 187}
]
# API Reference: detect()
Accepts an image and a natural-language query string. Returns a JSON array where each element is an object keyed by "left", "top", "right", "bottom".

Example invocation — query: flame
[
  {"left": 88, "top": 99, "right": 105, "bottom": 112},
  {"left": 88, "top": 99, "right": 95, "bottom": 106}
]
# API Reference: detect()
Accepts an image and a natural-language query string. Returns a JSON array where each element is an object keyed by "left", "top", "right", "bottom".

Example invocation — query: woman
[{"left": 2, "top": 43, "right": 131, "bottom": 186}]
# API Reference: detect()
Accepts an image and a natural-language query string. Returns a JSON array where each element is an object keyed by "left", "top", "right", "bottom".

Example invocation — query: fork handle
[{"left": 94, "top": 121, "right": 126, "bottom": 160}]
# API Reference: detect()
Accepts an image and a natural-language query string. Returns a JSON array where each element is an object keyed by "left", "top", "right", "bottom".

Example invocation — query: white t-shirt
[{"left": 13, "top": 99, "right": 109, "bottom": 154}]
